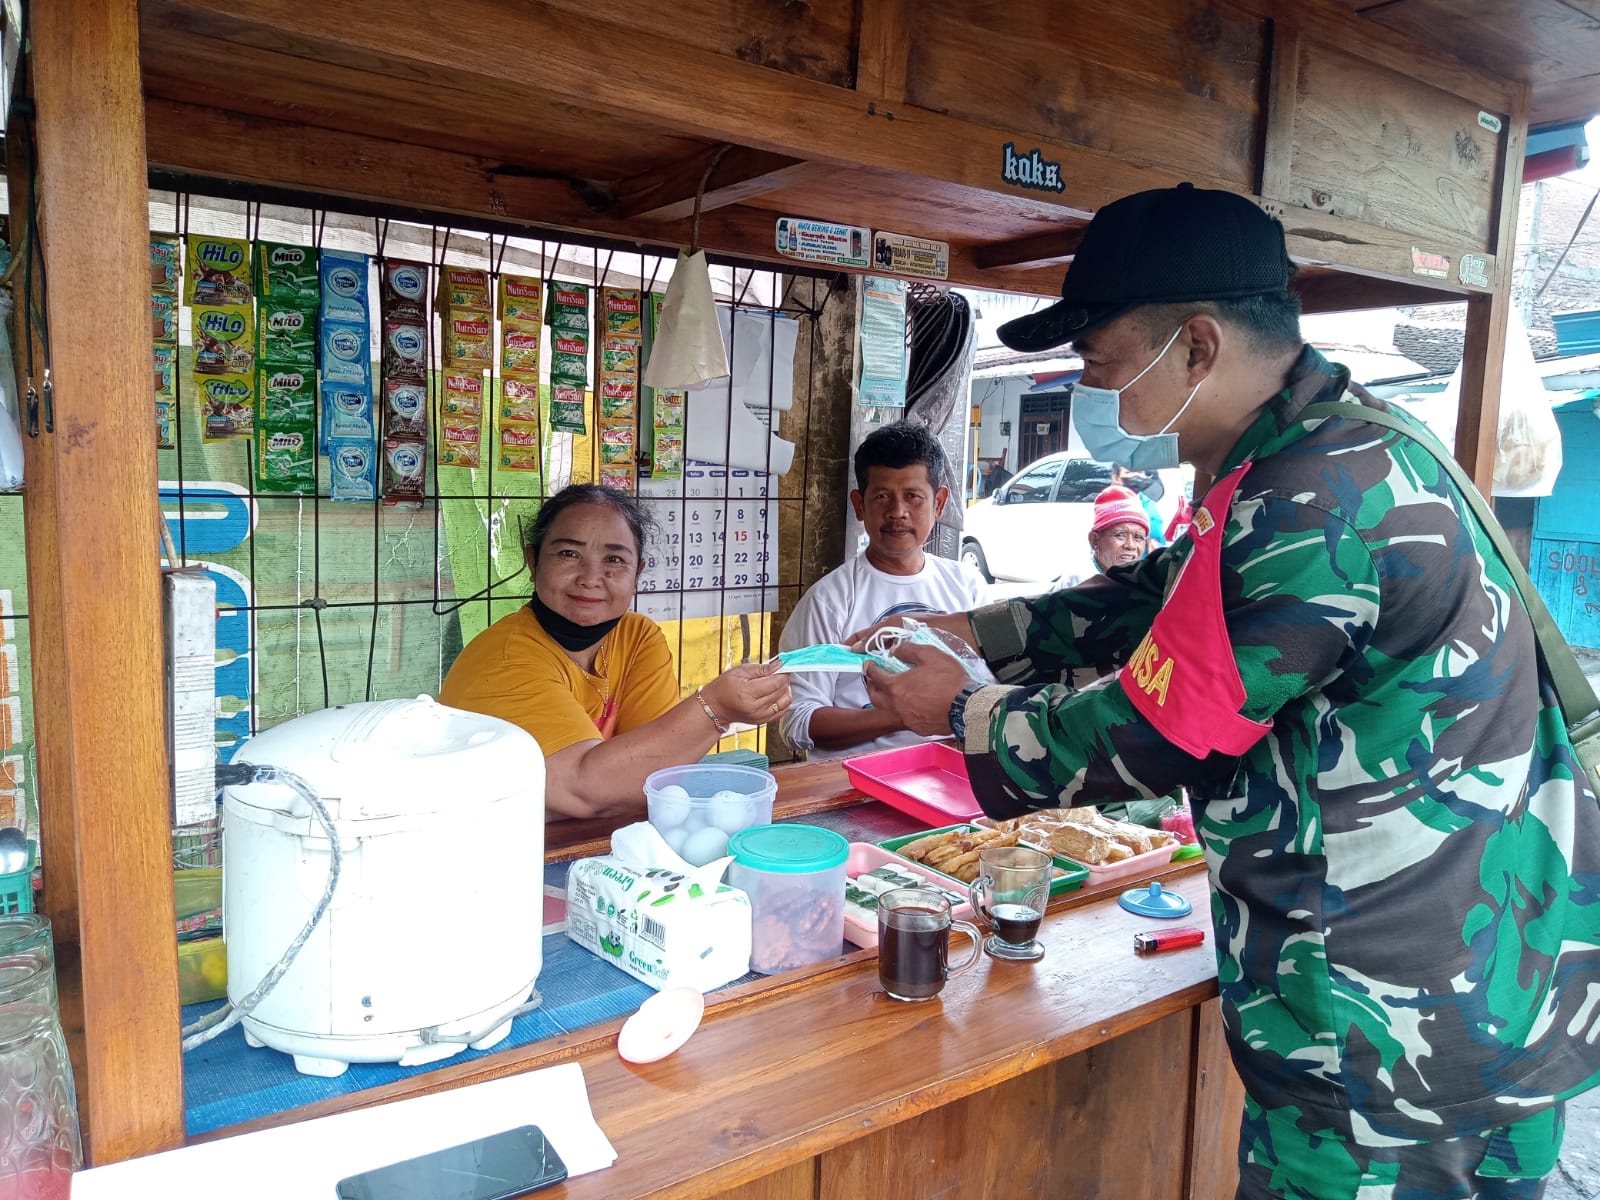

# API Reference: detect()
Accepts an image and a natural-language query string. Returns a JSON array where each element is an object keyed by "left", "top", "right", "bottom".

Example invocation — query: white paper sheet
[{"left": 72, "top": 1062, "right": 616, "bottom": 1198}]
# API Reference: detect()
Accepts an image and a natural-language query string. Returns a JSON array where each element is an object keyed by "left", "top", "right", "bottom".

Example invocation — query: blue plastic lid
[
  {"left": 727, "top": 824, "right": 848, "bottom": 874},
  {"left": 1118, "top": 880, "right": 1193, "bottom": 919}
]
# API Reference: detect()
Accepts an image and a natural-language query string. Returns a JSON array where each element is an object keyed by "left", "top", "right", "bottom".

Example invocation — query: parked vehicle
[{"left": 959, "top": 453, "right": 1187, "bottom": 585}]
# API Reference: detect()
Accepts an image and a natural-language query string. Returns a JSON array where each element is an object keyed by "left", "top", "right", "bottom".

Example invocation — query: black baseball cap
[{"left": 997, "top": 183, "right": 1292, "bottom": 352}]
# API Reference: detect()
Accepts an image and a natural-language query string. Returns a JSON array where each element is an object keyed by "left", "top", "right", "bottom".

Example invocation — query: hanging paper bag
[{"left": 642, "top": 250, "right": 728, "bottom": 389}]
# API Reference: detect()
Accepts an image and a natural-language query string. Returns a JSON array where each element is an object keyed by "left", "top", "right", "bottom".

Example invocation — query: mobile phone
[{"left": 334, "top": 1124, "right": 568, "bottom": 1200}]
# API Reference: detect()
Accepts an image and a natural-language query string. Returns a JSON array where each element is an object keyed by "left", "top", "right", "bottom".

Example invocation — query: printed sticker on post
[
  {"left": 871, "top": 231, "right": 950, "bottom": 281},
  {"left": 775, "top": 218, "right": 871, "bottom": 269},
  {"left": 1459, "top": 254, "right": 1490, "bottom": 289},
  {"left": 1411, "top": 247, "right": 1451, "bottom": 280}
]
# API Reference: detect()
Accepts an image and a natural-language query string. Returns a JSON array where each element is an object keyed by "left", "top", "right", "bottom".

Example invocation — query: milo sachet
[
  {"left": 257, "top": 301, "right": 317, "bottom": 368},
  {"left": 255, "top": 242, "right": 320, "bottom": 306}
]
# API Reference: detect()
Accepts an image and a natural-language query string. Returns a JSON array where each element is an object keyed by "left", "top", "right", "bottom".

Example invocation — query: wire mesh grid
[{"left": 0, "top": 192, "right": 841, "bottom": 831}]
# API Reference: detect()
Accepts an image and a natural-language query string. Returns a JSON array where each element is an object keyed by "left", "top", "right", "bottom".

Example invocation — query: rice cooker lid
[{"left": 232, "top": 696, "right": 542, "bottom": 821}]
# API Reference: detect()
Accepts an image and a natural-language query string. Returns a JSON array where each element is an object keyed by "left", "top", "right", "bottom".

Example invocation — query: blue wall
[{"left": 1532, "top": 398, "right": 1600, "bottom": 650}]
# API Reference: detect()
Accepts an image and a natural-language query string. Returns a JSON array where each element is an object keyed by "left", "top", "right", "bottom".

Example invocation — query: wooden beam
[
  {"left": 1266, "top": 200, "right": 1494, "bottom": 296},
  {"left": 1258, "top": 16, "right": 1302, "bottom": 202},
  {"left": 26, "top": 0, "right": 185, "bottom": 1163},
  {"left": 144, "top": 101, "right": 1059, "bottom": 296},
  {"left": 974, "top": 227, "right": 1086, "bottom": 270},
  {"left": 1291, "top": 270, "right": 1455, "bottom": 314},
  {"left": 855, "top": 0, "right": 912, "bottom": 103},
  {"left": 152, "top": 0, "right": 1170, "bottom": 220},
  {"left": 1454, "top": 83, "right": 1531, "bottom": 494},
  {"left": 149, "top": 0, "right": 1514, "bottom": 296},
  {"left": 609, "top": 145, "right": 818, "bottom": 223}
]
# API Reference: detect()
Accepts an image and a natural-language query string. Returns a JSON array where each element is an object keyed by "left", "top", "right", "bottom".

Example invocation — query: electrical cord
[{"left": 179, "top": 761, "right": 343, "bottom": 1053}]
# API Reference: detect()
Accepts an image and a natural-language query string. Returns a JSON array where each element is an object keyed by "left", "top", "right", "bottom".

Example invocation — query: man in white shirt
[{"left": 778, "top": 421, "right": 987, "bottom": 756}]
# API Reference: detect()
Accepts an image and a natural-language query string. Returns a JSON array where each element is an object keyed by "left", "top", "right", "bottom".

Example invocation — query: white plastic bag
[
  {"left": 642, "top": 250, "right": 729, "bottom": 390},
  {"left": 1421, "top": 312, "right": 1562, "bottom": 497}
]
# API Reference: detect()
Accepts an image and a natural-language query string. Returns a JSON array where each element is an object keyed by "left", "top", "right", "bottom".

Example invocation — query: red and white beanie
[{"left": 1091, "top": 485, "right": 1149, "bottom": 535}]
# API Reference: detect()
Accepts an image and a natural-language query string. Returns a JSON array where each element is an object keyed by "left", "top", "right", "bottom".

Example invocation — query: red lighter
[{"left": 1134, "top": 926, "right": 1206, "bottom": 954}]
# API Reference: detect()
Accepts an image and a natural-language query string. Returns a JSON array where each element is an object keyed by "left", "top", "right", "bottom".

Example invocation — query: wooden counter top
[{"left": 175, "top": 761, "right": 1228, "bottom": 1198}]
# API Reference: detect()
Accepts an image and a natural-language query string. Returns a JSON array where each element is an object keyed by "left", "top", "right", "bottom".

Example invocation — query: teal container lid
[{"left": 727, "top": 823, "right": 848, "bottom": 874}]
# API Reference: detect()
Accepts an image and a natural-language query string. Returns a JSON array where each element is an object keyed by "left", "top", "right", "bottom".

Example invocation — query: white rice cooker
[{"left": 224, "top": 696, "right": 545, "bottom": 1077}]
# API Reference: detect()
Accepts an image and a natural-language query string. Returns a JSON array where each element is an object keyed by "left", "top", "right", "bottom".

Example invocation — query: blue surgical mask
[
  {"left": 776, "top": 644, "right": 885, "bottom": 673},
  {"left": 1072, "top": 326, "right": 1203, "bottom": 472}
]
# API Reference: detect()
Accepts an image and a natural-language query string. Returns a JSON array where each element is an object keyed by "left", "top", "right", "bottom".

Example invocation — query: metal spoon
[{"left": 0, "top": 827, "right": 29, "bottom": 875}]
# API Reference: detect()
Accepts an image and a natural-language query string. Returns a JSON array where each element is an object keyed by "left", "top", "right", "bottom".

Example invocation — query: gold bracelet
[{"left": 695, "top": 687, "right": 730, "bottom": 737}]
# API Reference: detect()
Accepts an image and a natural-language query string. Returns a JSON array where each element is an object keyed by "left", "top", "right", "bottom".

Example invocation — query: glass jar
[
  {"left": 0, "top": 1004, "right": 80, "bottom": 1199},
  {"left": 0, "top": 960, "right": 52, "bottom": 1011},
  {"left": 0, "top": 921, "right": 50, "bottom": 974}
]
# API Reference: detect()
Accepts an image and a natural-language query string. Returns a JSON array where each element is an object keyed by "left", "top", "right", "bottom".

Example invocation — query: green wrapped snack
[
  {"left": 257, "top": 367, "right": 317, "bottom": 426},
  {"left": 257, "top": 301, "right": 318, "bottom": 367},
  {"left": 550, "top": 383, "right": 586, "bottom": 434},
  {"left": 255, "top": 242, "right": 320, "bottom": 305},
  {"left": 255, "top": 426, "right": 316, "bottom": 494}
]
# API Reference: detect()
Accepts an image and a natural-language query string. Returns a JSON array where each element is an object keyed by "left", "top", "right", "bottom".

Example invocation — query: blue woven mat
[
  {"left": 182, "top": 861, "right": 760, "bottom": 1136},
  {"left": 182, "top": 806, "right": 918, "bottom": 1136}
]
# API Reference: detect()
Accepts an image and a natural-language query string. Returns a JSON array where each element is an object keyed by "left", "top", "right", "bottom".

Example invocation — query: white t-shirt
[{"left": 777, "top": 552, "right": 988, "bottom": 756}]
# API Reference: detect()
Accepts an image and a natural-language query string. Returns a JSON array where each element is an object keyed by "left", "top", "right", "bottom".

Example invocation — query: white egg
[
  {"left": 651, "top": 785, "right": 692, "bottom": 828},
  {"left": 709, "top": 790, "right": 752, "bottom": 834},
  {"left": 680, "top": 826, "right": 729, "bottom": 866},
  {"left": 682, "top": 812, "right": 707, "bottom": 835},
  {"left": 661, "top": 825, "right": 691, "bottom": 856}
]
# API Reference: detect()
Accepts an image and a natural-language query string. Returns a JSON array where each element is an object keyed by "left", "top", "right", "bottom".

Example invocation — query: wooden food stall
[{"left": 7, "top": 0, "right": 1599, "bottom": 1193}]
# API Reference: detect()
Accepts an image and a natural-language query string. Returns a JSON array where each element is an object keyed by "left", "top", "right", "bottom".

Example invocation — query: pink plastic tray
[
  {"left": 842, "top": 843, "right": 975, "bottom": 949},
  {"left": 842, "top": 742, "right": 981, "bottom": 826},
  {"left": 975, "top": 816, "right": 1177, "bottom": 884}
]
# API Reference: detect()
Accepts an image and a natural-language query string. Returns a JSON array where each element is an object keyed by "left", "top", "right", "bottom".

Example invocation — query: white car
[{"left": 960, "top": 454, "right": 1187, "bottom": 586}]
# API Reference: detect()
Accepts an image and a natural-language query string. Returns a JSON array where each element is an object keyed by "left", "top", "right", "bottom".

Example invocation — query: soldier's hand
[{"left": 863, "top": 643, "right": 970, "bottom": 737}]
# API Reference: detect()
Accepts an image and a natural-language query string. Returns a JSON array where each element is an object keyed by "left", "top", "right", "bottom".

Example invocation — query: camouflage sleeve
[
  {"left": 961, "top": 495, "right": 1381, "bottom": 817},
  {"left": 968, "top": 547, "right": 1171, "bottom": 683}
]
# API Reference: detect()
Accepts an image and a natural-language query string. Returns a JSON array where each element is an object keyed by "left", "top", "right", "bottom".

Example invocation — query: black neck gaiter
[{"left": 530, "top": 592, "right": 620, "bottom": 653}]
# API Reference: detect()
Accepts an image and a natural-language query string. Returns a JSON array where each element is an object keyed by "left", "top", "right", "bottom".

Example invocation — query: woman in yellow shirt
[{"left": 439, "top": 484, "right": 790, "bottom": 820}]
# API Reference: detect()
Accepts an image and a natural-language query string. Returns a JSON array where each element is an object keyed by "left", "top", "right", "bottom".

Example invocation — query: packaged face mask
[
  {"left": 774, "top": 643, "right": 888, "bottom": 674},
  {"left": 866, "top": 619, "right": 996, "bottom": 687}
]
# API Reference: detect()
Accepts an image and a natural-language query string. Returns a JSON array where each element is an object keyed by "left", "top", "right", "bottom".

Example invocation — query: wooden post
[
  {"left": 22, "top": 0, "right": 186, "bottom": 1162},
  {"left": 1455, "top": 85, "right": 1531, "bottom": 494},
  {"left": 772, "top": 276, "right": 855, "bottom": 763}
]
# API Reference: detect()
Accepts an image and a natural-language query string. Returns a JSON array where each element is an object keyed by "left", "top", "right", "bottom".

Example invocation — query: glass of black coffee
[
  {"left": 877, "top": 888, "right": 982, "bottom": 1002},
  {"left": 969, "top": 845, "right": 1052, "bottom": 961}
]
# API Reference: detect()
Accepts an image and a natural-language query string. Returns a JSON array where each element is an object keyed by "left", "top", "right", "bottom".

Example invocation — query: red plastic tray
[{"left": 842, "top": 741, "right": 981, "bottom": 826}]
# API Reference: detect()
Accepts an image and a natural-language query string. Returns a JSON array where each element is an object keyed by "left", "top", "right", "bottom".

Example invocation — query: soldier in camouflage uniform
[{"left": 861, "top": 184, "right": 1600, "bottom": 1199}]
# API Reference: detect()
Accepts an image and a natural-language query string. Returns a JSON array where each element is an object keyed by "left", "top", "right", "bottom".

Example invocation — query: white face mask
[{"left": 1071, "top": 326, "right": 1204, "bottom": 472}]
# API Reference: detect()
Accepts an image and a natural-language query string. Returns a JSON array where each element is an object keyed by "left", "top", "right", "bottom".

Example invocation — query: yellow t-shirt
[{"left": 438, "top": 606, "right": 680, "bottom": 756}]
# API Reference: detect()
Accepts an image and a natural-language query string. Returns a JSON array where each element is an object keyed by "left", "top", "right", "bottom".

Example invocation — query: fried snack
[
  {"left": 1040, "top": 824, "right": 1115, "bottom": 865},
  {"left": 985, "top": 805, "right": 1177, "bottom": 865},
  {"left": 897, "top": 827, "right": 1021, "bottom": 883}
]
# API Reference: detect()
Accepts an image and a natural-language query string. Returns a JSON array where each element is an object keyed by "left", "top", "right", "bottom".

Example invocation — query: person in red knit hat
[{"left": 1087, "top": 484, "right": 1150, "bottom": 573}]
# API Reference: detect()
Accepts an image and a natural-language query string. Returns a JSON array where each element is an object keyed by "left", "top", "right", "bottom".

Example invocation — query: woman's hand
[{"left": 702, "top": 660, "right": 792, "bottom": 727}]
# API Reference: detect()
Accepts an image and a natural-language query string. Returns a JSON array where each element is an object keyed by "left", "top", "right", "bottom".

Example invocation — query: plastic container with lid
[
  {"left": 646, "top": 763, "right": 778, "bottom": 867},
  {"left": 726, "top": 824, "right": 849, "bottom": 974}
]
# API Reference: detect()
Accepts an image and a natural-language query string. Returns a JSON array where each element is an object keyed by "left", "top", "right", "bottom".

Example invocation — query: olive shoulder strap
[{"left": 1298, "top": 402, "right": 1600, "bottom": 774}]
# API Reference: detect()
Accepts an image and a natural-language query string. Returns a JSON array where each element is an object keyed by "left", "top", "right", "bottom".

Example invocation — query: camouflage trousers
[{"left": 1237, "top": 1096, "right": 1565, "bottom": 1200}]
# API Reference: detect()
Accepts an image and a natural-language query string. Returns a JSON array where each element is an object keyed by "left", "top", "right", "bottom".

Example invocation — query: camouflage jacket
[{"left": 962, "top": 346, "right": 1600, "bottom": 1139}]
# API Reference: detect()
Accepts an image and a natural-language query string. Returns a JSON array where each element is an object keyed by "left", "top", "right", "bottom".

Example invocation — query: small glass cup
[
  {"left": 876, "top": 888, "right": 982, "bottom": 1003},
  {"left": 0, "top": 1003, "right": 82, "bottom": 1197},
  {"left": 969, "top": 845, "right": 1052, "bottom": 962}
]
